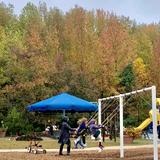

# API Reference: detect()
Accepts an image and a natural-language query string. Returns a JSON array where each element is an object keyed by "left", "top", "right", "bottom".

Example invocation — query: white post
[
  {"left": 63, "top": 110, "right": 65, "bottom": 117},
  {"left": 98, "top": 99, "right": 102, "bottom": 125},
  {"left": 119, "top": 95, "right": 124, "bottom": 158},
  {"left": 152, "top": 86, "right": 158, "bottom": 160},
  {"left": 98, "top": 99, "right": 102, "bottom": 141}
]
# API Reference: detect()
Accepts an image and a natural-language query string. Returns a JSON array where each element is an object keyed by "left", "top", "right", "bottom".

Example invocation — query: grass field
[
  {"left": 0, "top": 148, "right": 159, "bottom": 160},
  {"left": 0, "top": 137, "right": 157, "bottom": 160},
  {"left": 0, "top": 137, "right": 152, "bottom": 149}
]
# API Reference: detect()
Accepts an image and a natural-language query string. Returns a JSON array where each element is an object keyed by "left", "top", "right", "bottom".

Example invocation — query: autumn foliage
[{"left": 0, "top": 2, "right": 160, "bottom": 133}]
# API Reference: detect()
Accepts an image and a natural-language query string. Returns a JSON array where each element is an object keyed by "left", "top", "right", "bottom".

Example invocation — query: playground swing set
[{"left": 97, "top": 86, "right": 159, "bottom": 160}]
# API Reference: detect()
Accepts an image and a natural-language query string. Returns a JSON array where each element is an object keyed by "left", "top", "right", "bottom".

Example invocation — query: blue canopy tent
[{"left": 27, "top": 93, "right": 97, "bottom": 115}]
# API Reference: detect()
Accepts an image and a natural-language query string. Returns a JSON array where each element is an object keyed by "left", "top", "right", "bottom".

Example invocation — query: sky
[{"left": 1, "top": 0, "right": 160, "bottom": 24}]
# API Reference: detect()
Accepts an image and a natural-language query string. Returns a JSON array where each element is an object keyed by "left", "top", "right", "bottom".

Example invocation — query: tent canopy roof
[{"left": 27, "top": 93, "right": 97, "bottom": 112}]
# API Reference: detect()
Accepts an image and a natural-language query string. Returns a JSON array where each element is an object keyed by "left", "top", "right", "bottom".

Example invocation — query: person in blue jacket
[
  {"left": 58, "top": 116, "right": 75, "bottom": 155},
  {"left": 74, "top": 117, "right": 87, "bottom": 149}
]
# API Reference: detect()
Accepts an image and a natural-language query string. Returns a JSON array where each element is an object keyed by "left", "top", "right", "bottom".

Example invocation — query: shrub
[
  {"left": 124, "top": 127, "right": 141, "bottom": 140},
  {"left": 3, "top": 107, "right": 33, "bottom": 135}
]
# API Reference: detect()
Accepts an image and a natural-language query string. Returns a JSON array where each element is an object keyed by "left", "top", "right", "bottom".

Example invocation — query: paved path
[{"left": 0, "top": 144, "right": 159, "bottom": 153}]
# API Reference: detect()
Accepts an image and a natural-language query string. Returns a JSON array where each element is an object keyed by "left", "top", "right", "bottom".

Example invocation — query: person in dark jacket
[
  {"left": 157, "top": 121, "right": 160, "bottom": 139},
  {"left": 49, "top": 124, "right": 53, "bottom": 136},
  {"left": 58, "top": 116, "right": 75, "bottom": 155}
]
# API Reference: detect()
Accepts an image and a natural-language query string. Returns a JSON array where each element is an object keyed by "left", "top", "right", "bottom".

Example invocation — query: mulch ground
[{"left": 0, "top": 148, "right": 159, "bottom": 160}]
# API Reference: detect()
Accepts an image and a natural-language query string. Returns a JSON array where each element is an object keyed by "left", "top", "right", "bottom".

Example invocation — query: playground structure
[
  {"left": 135, "top": 108, "right": 160, "bottom": 132},
  {"left": 97, "top": 86, "right": 158, "bottom": 160},
  {"left": 88, "top": 96, "right": 160, "bottom": 141}
]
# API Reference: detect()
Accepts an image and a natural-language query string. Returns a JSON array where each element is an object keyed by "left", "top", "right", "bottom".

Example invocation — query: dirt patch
[{"left": 0, "top": 148, "right": 159, "bottom": 160}]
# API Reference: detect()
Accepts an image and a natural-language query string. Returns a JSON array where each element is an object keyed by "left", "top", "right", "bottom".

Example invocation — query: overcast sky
[{"left": 2, "top": 0, "right": 160, "bottom": 24}]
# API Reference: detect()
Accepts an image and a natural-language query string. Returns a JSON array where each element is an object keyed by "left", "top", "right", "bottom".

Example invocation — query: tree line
[{"left": 0, "top": 2, "right": 160, "bottom": 134}]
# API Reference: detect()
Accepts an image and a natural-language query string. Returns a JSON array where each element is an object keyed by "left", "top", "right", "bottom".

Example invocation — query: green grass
[{"left": 0, "top": 137, "right": 152, "bottom": 149}]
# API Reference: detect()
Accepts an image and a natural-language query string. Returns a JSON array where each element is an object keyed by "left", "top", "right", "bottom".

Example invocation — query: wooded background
[{"left": 0, "top": 2, "right": 159, "bottom": 134}]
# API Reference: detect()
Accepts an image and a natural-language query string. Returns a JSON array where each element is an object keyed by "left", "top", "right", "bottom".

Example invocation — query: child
[
  {"left": 157, "top": 121, "right": 160, "bottom": 139},
  {"left": 89, "top": 119, "right": 104, "bottom": 151},
  {"left": 58, "top": 116, "right": 75, "bottom": 155},
  {"left": 74, "top": 118, "right": 87, "bottom": 149}
]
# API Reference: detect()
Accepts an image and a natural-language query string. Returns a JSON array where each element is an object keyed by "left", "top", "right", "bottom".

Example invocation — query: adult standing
[{"left": 58, "top": 116, "right": 75, "bottom": 156}]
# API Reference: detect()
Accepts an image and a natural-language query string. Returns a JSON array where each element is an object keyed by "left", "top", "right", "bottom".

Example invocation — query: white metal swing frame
[{"left": 98, "top": 86, "right": 158, "bottom": 160}]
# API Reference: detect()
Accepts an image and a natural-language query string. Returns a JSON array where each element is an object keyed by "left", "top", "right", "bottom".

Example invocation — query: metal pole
[
  {"left": 98, "top": 99, "right": 102, "bottom": 140},
  {"left": 100, "top": 86, "right": 153, "bottom": 101},
  {"left": 152, "top": 86, "right": 158, "bottom": 160},
  {"left": 119, "top": 95, "right": 124, "bottom": 158},
  {"left": 98, "top": 99, "right": 102, "bottom": 125}
]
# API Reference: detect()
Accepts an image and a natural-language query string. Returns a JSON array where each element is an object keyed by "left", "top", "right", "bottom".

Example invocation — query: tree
[
  {"left": 134, "top": 30, "right": 153, "bottom": 65},
  {"left": 120, "top": 63, "right": 135, "bottom": 92},
  {"left": 46, "top": 7, "right": 64, "bottom": 51},
  {"left": 0, "top": 2, "right": 15, "bottom": 27},
  {"left": 133, "top": 57, "right": 150, "bottom": 88},
  {"left": 95, "top": 9, "right": 108, "bottom": 36},
  {"left": 151, "top": 37, "right": 160, "bottom": 96},
  {"left": 4, "top": 107, "right": 33, "bottom": 135},
  {"left": 19, "top": 2, "right": 41, "bottom": 30},
  {"left": 97, "top": 15, "right": 135, "bottom": 95},
  {"left": 63, "top": 7, "right": 100, "bottom": 99}
]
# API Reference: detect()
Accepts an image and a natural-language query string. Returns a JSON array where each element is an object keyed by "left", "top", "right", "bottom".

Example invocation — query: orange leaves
[
  {"left": 1, "top": 3, "right": 160, "bottom": 107},
  {"left": 96, "top": 15, "right": 135, "bottom": 94},
  {"left": 100, "top": 16, "right": 135, "bottom": 72},
  {"left": 26, "top": 27, "right": 44, "bottom": 52}
]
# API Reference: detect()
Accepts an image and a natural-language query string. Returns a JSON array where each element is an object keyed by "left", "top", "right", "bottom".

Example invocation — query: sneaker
[
  {"left": 83, "top": 143, "right": 87, "bottom": 147},
  {"left": 74, "top": 140, "right": 77, "bottom": 149},
  {"left": 98, "top": 148, "right": 102, "bottom": 152},
  {"left": 99, "top": 145, "right": 104, "bottom": 151}
]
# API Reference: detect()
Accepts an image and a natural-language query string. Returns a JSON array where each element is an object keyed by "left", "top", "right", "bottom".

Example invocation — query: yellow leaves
[
  {"left": 0, "top": 26, "right": 7, "bottom": 56},
  {"left": 124, "top": 127, "right": 141, "bottom": 139},
  {"left": 133, "top": 57, "right": 149, "bottom": 87},
  {"left": 134, "top": 31, "right": 153, "bottom": 65}
]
